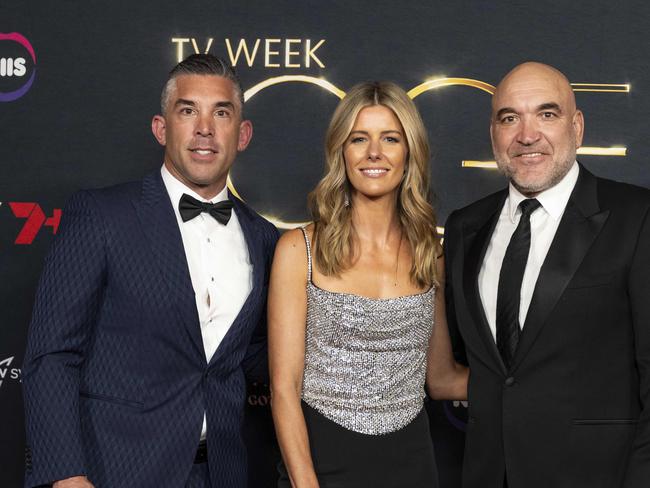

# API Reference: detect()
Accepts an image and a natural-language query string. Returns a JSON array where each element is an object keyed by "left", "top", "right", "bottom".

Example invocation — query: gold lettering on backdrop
[
  {"left": 225, "top": 75, "right": 629, "bottom": 229},
  {"left": 171, "top": 38, "right": 326, "bottom": 67},
  {"left": 571, "top": 83, "right": 630, "bottom": 93},
  {"left": 242, "top": 75, "right": 345, "bottom": 104},
  {"left": 225, "top": 38, "right": 261, "bottom": 67},
  {"left": 408, "top": 78, "right": 629, "bottom": 168},
  {"left": 463, "top": 147, "right": 627, "bottom": 169},
  {"left": 191, "top": 38, "right": 214, "bottom": 55},
  {"left": 577, "top": 147, "right": 627, "bottom": 156},
  {"left": 264, "top": 39, "right": 281, "bottom": 68},
  {"left": 166, "top": 39, "right": 631, "bottom": 224},
  {"left": 226, "top": 75, "right": 343, "bottom": 229},
  {"left": 171, "top": 38, "right": 190, "bottom": 62},
  {"left": 305, "top": 39, "right": 325, "bottom": 68},
  {"left": 285, "top": 39, "right": 301, "bottom": 68}
]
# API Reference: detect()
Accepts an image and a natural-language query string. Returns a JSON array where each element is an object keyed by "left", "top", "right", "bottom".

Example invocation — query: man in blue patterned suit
[{"left": 23, "top": 54, "right": 279, "bottom": 488}]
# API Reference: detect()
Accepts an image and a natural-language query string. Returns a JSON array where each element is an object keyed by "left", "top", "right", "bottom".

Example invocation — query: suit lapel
[
  {"left": 135, "top": 171, "right": 205, "bottom": 360},
  {"left": 512, "top": 166, "right": 609, "bottom": 371},
  {"left": 207, "top": 193, "right": 263, "bottom": 367},
  {"left": 461, "top": 192, "right": 508, "bottom": 375},
  {"left": 230, "top": 193, "right": 263, "bottom": 288}
]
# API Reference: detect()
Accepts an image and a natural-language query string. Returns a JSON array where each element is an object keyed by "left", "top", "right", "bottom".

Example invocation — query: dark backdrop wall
[{"left": 2, "top": 1, "right": 649, "bottom": 486}]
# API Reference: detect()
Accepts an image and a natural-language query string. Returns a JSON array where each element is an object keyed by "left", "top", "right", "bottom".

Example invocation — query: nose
[
  {"left": 367, "top": 139, "right": 382, "bottom": 161},
  {"left": 195, "top": 112, "right": 214, "bottom": 137},
  {"left": 517, "top": 116, "right": 541, "bottom": 145}
]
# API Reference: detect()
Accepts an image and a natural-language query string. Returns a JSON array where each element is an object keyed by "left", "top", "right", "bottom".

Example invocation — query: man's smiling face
[
  {"left": 490, "top": 62, "right": 584, "bottom": 196},
  {"left": 152, "top": 74, "right": 252, "bottom": 199}
]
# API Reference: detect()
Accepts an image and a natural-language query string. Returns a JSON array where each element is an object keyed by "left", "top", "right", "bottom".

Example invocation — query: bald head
[
  {"left": 489, "top": 62, "right": 584, "bottom": 196},
  {"left": 492, "top": 62, "right": 577, "bottom": 115}
]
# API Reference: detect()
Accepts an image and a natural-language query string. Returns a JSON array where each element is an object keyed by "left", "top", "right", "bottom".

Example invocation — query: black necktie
[
  {"left": 179, "top": 193, "right": 234, "bottom": 225},
  {"left": 496, "top": 198, "right": 541, "bottom": 369}
]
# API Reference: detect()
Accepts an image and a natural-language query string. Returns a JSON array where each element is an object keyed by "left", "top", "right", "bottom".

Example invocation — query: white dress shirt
[
  {"left": 161, "top": 165, "right": 252, "bottom": 440},
  {"left": 478, "top": 162, "right": 579, "bottom": 341}
]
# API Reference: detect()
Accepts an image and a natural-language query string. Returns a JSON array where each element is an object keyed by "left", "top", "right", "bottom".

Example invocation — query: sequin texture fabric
[{"left": 300, "top": 228, "right": 435, "bottom": 435}]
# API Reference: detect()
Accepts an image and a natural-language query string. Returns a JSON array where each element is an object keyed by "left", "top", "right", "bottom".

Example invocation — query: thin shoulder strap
[{"left": 299, "top": 226, "right": 313, "bottom": 283}]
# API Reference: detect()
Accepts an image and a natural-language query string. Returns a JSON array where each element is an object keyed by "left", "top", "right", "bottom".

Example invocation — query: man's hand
[{"left": 53, "top": 476, "right": 94, "bottom": 488}]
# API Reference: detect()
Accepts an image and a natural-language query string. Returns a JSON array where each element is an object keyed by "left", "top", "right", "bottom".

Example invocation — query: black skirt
[{"left": 278, "top": 402, "right": 439, "bottom": 488}]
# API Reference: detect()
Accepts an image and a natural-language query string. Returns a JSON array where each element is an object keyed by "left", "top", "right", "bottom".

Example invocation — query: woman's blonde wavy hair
[{"left": 308, "top": 81, "right": 440, "bottom": 288}]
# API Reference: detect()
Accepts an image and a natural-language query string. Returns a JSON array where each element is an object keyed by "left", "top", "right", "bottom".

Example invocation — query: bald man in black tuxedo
[{"left": 444, "top": 62, "right": 650, "bottom": 488}]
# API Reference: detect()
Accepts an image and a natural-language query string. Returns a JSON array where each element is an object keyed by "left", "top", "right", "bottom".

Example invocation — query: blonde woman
[{"left": 269, "top": 81, "right": 467, "bottom": 488}]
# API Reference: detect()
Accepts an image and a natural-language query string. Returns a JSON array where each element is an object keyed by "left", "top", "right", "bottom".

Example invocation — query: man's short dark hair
[{"left": 160, "top": 54, "right": 245, "bottom": 116}]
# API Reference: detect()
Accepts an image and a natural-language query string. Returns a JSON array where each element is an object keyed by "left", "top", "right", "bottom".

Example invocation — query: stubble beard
[{"left": 495, "top": 146, "right": 577, "bottom": 197}]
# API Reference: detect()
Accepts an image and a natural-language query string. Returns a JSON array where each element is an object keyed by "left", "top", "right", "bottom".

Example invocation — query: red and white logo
[{"left": 2, "top": 201, "right": 61, "bottom": 244}]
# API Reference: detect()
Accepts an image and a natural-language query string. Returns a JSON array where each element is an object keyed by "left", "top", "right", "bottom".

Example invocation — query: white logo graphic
[
  {"left": 0, "top": 57, "right": 26, "bottom": 77},
  {"left": 0, "top": 356, "right": 21, "bottom": 388}
]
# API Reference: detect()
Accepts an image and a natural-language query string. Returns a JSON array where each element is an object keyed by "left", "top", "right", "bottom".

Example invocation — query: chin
[
  {"left": 359, "top": 190, "right": 400, "bottom": 201},
  {"left": 513, "top": 182, "right": 543, "bottom": 195},
  {"left": 512, "top": 175, "right": 554, "bottom": 195}
]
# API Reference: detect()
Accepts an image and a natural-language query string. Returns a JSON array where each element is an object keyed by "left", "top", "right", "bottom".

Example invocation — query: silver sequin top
[{"left": 300, "top": 228, "right": 435, "bottom": 435}]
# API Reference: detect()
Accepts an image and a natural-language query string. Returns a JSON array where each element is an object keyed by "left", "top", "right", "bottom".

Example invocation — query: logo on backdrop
[
  {"left": 171, "top": 37, "right": 326, "bottom": 68},
  {"left": 167, "top": 37, "right": 629, "bottom": 230},
  {"left": 239, "top": 74, "right": 629, "bottom": 229},
  {"left": 0, "top": 32, "right": 36, "bottom": 102},
  {"left": 247, "top": 381, "right": 271, "bottom": 407},
  {"left": 4, "top": 202, "right": 62, "bottom": 244},
  {"left": 0, "top": 357, "right": 21, "bottom": 388},
  {"left": 443, "top": 400, "right": 469, "bottom": 432}
]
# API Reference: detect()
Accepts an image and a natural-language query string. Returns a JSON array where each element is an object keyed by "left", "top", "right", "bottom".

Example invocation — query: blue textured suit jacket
[{"left": 22, "top": 171, "right": 279, "bottom": 487}]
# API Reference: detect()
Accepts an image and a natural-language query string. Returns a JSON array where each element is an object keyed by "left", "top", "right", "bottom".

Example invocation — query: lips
[
  {"left": 190, "top": 148, "right": 217, "bottom": 155},
  {"left": 360, "top": 168, "right": 389, "bottom": 177},
  {"left": 509, "top": 147, "right": 551, "bottom": 164},
  {"left": 188, "top": 146, "right": 219, "bottom": 162},
  {"left": 510, "top": 144, "right": 550, "bottom": 157}
]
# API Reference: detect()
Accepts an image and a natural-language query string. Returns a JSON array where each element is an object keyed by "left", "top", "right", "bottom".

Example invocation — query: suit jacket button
[{"left": 504, "top": 377, "right": 515, "bottom": 387}]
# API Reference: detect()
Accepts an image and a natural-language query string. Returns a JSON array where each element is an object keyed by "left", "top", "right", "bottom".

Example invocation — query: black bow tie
[{"left": 179, "top": 193, "right": 234, "bottom": 225}]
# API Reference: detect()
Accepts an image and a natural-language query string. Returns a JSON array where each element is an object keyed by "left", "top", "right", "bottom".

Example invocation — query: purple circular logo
[
  {"left": 443, "top": 400, "right": 468, "bottom": 432},
  {"left": 0, "top": 32, "right": 36, "bottom": 102}
]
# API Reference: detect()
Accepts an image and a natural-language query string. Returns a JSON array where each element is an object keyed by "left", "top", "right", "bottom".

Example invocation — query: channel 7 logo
[{"left": 2, "top": 201, "right": 61, "bottom": 244}]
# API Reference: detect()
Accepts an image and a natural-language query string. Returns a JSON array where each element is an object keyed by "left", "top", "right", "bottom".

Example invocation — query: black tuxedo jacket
[
  {"left": 23, "top": 171, "right": 279, "bottom": 487},
  {"left": 444, "top": 165, "right": 650, "bottom": 488}
]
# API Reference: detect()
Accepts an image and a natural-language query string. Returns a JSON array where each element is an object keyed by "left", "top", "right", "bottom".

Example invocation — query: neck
[
  {"left": 350, "top": 193, "right": 401, "bottom": 246},
  {"left": 164, "top": 159, "right": 225, "bottom": 201}
]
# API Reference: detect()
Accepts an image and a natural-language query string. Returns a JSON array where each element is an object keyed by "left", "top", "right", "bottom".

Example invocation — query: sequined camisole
[{"left": 300, "top": 227, "right": 435, "bottom": 435}]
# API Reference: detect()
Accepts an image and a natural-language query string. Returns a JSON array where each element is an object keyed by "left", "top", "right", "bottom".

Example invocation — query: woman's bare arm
[
  {"left": 268, "top": 228, "right": 320, "bottom": 488},
  {"left": 425, "top": 256, "right": 469, "bottom": 400}
]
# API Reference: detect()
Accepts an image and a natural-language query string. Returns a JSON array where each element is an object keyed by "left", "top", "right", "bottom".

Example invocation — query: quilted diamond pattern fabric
[{"left": 23, "top": 171, "right": 279, "bottom": 487}]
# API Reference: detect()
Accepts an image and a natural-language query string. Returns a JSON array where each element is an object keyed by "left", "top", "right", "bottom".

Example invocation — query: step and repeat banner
[{"left": 2, "top": 1, "right": 649, "bottom": 486}]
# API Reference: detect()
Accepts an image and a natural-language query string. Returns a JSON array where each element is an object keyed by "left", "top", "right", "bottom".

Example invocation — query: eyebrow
[
  {"left": 173, "top": 99, "right": 236, "bottom": 111},
  {"left": 214, "top": 101, "right": 236, "bottom": 111},
  {"left": 349, "top": 129, "right": 403, "bottom": 135},
  {"left": 495, "top": 102, "right": 563, "bottom": 120},
  {"left": 174, "top": 98, "right": 195, "bottom": 108},
  {"left": 538, "top": 102, "right": 562, "bottom": 113}
]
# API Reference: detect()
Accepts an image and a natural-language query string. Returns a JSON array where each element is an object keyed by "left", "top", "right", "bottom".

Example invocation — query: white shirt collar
[
  {"left": 160, "top": 164, "right": 229, "bottom": 207},
  {"left": 506, "top": 161, "right": 579, "bottom": 223}
]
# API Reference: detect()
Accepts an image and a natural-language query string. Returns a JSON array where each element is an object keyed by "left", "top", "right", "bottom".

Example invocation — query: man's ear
[
  {"left": 237, "top": 120, "right": 253, "bottom": 152},
  {"left": 573, "top": 109, "right": 584, "bottom": 148},
  {"left": 489, "top": 120, "right": 497, "bottom": 155},
  {"left": 152, "top": 115, "right": 167, "bottom": 146}
]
